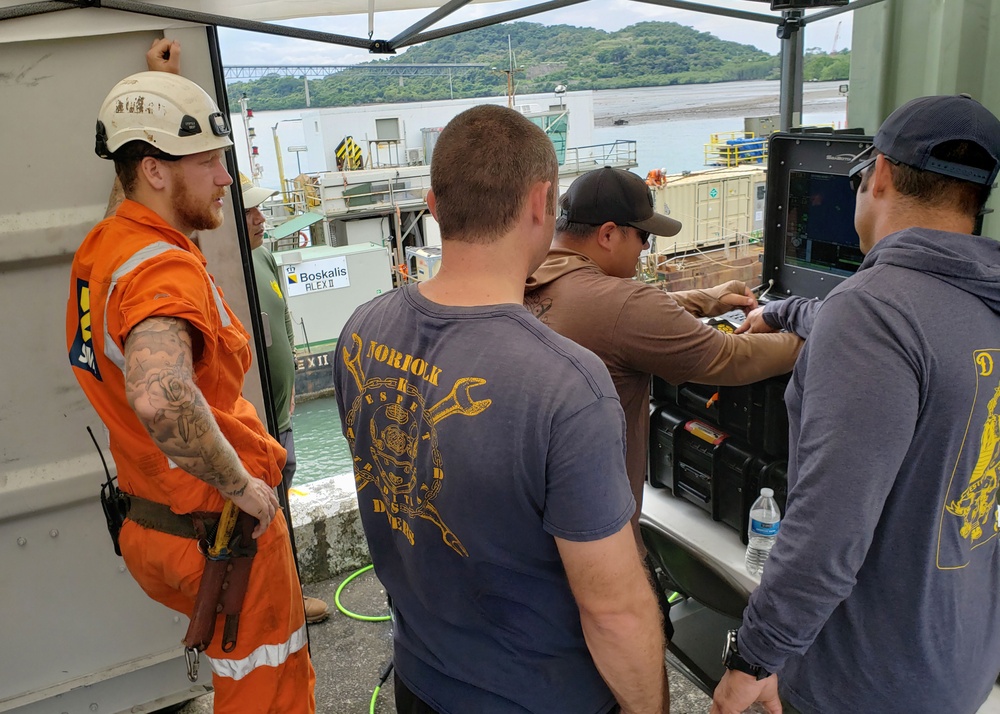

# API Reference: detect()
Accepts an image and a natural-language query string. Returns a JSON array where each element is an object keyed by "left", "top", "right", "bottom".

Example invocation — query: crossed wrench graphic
[
  {"left": 341, "top": 333, "right": 491, "bottom": 556},
  {"left": 343, "top": 334, "right": 491, "bottom": 422}
]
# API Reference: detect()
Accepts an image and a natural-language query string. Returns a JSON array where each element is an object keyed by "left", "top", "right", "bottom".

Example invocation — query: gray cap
[{"left": 874, "top": 94, "right": 1000, "bottom": 185}]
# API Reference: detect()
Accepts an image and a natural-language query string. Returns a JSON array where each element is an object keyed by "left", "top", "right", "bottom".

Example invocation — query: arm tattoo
[{"left": 124, "top": 316, "right": 247, "bottom": 495}]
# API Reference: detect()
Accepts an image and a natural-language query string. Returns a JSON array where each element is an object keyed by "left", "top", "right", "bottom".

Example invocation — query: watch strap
[{"left": 724, "top": 630, "right": 771, "bottom": 681}]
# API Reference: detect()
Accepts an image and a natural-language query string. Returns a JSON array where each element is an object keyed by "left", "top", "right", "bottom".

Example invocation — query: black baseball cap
[
  {"left": 561, "top": 166, "right": 682, "bottom": 237},
  {"left": 874, "top": 94, "right": 1000, "bottom": 185}
]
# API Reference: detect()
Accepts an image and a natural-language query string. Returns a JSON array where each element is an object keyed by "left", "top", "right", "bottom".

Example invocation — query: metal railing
[
  {"left": 263, "top": 190, "right": 309, "bottom": 218},
  {"left": 560, "top": 140, "right": 638, "bottom": 175},
  {"left": 313, "top": 169, "right": 432, "bottom": 218},
  {"left": 298, "top": 139, "right": 638, "bottom": 221},
  {"left": 704, "top": 132, "right": 768, "bottom": 168}
]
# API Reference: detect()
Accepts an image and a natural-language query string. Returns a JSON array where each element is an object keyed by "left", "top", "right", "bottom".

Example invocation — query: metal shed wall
[{"left": 849, "top": 0, "right": 1000, "bottom": 233}]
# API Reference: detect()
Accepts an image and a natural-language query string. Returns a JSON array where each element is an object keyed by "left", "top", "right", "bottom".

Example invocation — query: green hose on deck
[
  {"left": 335, "top": 563, "right": 391, "bottom": 622},
  {"left": 336, "top": 564, "right": 393, "bottom": 712}
]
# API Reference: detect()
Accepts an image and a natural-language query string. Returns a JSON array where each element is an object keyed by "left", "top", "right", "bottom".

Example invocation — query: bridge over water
[{"left": 224, "top": 63, "right": 489, "bottom": 81}]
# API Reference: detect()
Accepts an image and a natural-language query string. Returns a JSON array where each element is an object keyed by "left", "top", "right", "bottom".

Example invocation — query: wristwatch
[{"left": 722, "top": 629, "right": 771, "bottom": 680}]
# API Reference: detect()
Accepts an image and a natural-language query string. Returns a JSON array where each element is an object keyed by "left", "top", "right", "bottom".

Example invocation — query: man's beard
[{"left": 172, "top": 179, "right": 225, "bottom": 232}]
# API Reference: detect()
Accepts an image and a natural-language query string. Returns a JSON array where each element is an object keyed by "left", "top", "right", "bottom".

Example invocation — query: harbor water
[
  {"left": 290, "top": 395, "right": 354, "bottom": 486},
  {"left": 591, "top": 80, "right": 847, "bottom": 178}
]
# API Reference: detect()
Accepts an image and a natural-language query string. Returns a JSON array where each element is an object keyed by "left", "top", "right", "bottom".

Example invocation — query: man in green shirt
[{"left": 243, "top": 178, "right": 329, "bottom": 624}]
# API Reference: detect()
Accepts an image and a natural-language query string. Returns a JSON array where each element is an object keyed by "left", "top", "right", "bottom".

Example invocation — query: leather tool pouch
[
  {"left": 183, "top": 512, "right": 259, "bottom": 653},
  {"left": 218, "top": 513, "right": 258, "bottom": 652}
]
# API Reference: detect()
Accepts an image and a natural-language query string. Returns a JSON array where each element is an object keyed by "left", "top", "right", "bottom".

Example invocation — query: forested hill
[{"left": 227, "top": 21, "right": 849, "bottom": 110}]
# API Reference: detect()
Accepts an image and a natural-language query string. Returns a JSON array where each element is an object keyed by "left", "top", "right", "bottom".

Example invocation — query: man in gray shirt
[{"left": 713, "top": 95, "right": 1000, "bottom": 714}]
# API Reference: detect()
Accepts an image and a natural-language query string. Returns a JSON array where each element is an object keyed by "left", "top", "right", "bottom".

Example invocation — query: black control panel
[
  {"left": 763, "top": 133, "right": 873, "bottom": 300},
  {"left": 647, "top": 133, "right": 876, "bottom": 543}
]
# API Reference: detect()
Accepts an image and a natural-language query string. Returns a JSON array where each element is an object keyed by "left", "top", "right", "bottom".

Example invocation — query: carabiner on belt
[{"left": 184, "top": 646, "right": 200, "bottom": 682}]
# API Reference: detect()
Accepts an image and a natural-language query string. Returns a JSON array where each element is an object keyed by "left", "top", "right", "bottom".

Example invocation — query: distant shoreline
[{"left": 593, "top": 83, "right": 844, "bottom": 126}]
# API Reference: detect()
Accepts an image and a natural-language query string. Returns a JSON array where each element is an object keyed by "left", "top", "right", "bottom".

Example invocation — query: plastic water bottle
[{"left": 745, "top": 488, "right": 781, "bottom": 576}]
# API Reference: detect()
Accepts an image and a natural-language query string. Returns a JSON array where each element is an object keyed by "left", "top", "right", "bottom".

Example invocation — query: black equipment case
[{"left": 648, "top": 132, "right": 874, "bottom": 543}]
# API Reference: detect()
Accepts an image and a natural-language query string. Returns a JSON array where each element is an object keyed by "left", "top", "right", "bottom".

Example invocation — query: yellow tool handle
[{"left": 209, "top": 500, "right": 240, "bottom": 558}]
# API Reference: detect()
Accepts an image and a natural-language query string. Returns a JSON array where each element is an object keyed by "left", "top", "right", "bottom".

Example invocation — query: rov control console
[{"left": 648, "top": 133, "right": 873, "bottom": 543}]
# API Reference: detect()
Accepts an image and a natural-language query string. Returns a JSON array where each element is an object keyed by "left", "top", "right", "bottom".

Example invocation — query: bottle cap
[{"left": 760, "top": 488, "right": 774, "bottom": 498}]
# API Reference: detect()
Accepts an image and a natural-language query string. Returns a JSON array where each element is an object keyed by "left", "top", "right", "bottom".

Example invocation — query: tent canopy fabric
[
  {"left": 212, "top": 0, "right": 504, "bottom": 22},
  {"left": 0, "top": 0, "right": 781, "bottom": 24},
  {"left": 0, "top": 0, "right": 788, "bottom": 49}
]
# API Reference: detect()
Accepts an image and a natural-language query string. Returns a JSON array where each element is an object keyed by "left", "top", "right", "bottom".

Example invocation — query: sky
[{"left": 218, "top": 0, "right": 853, "bottom": 67}]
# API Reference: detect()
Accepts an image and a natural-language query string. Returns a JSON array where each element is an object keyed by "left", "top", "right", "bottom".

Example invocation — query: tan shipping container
[{"left": 649, "top": 167, "right": 766, "bottom": 256}]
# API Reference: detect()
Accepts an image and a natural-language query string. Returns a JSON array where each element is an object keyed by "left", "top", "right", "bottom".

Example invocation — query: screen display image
[{"left": 783, "top": 171, "right": 866, "bottom": 277}]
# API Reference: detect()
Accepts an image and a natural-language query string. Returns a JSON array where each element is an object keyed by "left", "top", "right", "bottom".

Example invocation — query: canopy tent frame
[
  {"left": 2, "top": 0, "right": 886, "bottom": 129},
  {"left": 390, "top": 0, "right": 476, "bottom": 46}
]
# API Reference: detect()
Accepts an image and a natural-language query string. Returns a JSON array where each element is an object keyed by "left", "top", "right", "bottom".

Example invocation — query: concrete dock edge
[{"left": 289, "top": 472, "right": 371, "bottom": 584}]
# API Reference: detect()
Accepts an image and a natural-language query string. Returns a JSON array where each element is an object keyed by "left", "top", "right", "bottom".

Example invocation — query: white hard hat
[
  {"left": 95, "top": 71, "right": 233, "bottom": 159},
  {"left": 240, "top": 174, "right": 278, "bottom": 209}
]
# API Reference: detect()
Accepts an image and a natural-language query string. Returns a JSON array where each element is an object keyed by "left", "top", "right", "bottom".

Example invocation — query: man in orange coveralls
[{"left": 66, "top": 39, "right": 315, "bottom": 713}]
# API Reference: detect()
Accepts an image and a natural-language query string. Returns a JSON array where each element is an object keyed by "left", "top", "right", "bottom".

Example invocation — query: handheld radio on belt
[{"left": 88, "top": 426, "right": 128, "bottom": 556}]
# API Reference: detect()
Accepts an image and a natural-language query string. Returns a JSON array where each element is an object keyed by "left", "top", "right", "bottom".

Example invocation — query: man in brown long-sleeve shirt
[{"left": 525, "top": 167, "right": 802, "bottom": 547}]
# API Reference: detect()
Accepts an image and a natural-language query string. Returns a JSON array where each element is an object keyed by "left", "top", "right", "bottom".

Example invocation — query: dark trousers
[
  {"left": 393, "top": 672, "right": 622, "bottom": 713},
  {"left": 394, "top": 673, "right": 438, "bottom": 714},
  {"left": 277, "top": 428, "right": 296, "bottom": 493}
]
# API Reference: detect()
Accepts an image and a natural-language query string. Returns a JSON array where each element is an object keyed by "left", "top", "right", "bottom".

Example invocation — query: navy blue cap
[
  {"left": 561, "top": 167, "right": 682, "bottom": 237},
  {"left": 875, "top": 94, "right": 1000, "bottom": 185}
]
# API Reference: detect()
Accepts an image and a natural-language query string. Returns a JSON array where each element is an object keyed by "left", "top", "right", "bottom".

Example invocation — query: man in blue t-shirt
[{"left": 334, "top": 105, "right": 668, "bottom": 714}]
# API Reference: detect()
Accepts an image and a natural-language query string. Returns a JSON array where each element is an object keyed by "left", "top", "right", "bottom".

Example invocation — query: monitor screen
[{"left": 783, "top": 171, "right": 865, "bottom": 277}]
